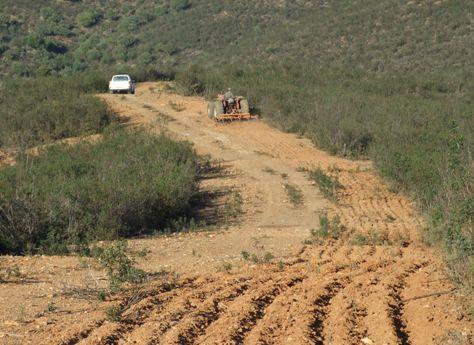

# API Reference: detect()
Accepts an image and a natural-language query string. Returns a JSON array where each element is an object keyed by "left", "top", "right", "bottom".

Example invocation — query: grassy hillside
[{"left": 0, "top": 1, "right": 472, "bottom": 284}]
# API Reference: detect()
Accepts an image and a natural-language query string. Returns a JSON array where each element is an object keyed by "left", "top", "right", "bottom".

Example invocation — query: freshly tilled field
[{"left": 1, "top": 83, "right": 471, "bottom": 345}]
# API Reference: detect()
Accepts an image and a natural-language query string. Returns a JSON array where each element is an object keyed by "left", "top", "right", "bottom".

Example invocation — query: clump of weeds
[
  {"left": 241, "top": 251, "right": 275, "bottom": 264},
  {"left": 306, "top": 212, "right": 346, "bottom": 244},
  {"left": 284, "top": 183, "right": 304, "bottom": 207},
  {"left": 302, "top": 167, "right": 344, "bottom": 201}
]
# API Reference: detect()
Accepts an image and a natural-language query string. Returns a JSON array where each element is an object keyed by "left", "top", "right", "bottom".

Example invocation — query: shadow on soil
[{"left": 163, "top": 159, "right": 242, "bottom": 234}]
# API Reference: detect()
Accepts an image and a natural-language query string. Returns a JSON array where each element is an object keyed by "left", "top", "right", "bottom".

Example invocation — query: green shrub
[
  {"left": 98, "top": 240, "right": 146, "bottom": 291},
  {"left": 76, "top": 11, "right": 100, "bottom": 28},
  {"left": 0, "top": 74, "right": 110, "bottom": 149},
  {"left": 176, "top": 65, "right": 206, "bottom": 96},
  {"left": 0, "top": 128, "right": 198, "bottom": 254},
  {"left": 1, "top": 0, "right": 473, "bottom": 77},
  {"left": 11, "top": 62, "right": 29, "bottom": 77},
  {"left": 105, "top": 306, "right": 122, "bottom": 322},
  {"left": 312, "top": 213, "right": 345, "bottom": 240},
  {"left": 155, "top": 4, "right": 169, "bottom": 16},
  {"left": 350, "top": 234, "right": 369, "bottom": 246},
  {"left": 171, "top": 0, "right": 190, "bottom": 11}
]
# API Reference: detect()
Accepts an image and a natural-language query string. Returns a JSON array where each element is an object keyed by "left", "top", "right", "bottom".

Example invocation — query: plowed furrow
[
  {"left": 261, "top": 275, "right": 350, "bottom": 345},
  {"left": 362, "top": 257, "right": 428, "bottom": 345},
  {"left": 196, "top": 273, "right": 305, "bottom": 345},
  {"left": 321, "top": 275, "right": 372, "bottom": 345},
  {"left": 77, "top": 292, "right": 185, "bottom": 345},
  {"left": 314, "top": 239, "right": 346, "bottom": 267},
  {"left": 57, "top": 279, "right": 193, "bottom": 345},
  {"left": 308, "top": 277, "right": 353, "bottom": 344},
  {"left": 123, "top": 273, "right": 277, "bottom": 344},
  {"left": 250, "top": 248, "right": 380, "bottom": 345},
  {"left": 157, "top": 278, "right": 252, "bottom": 344},
  {"left": 387, "top": 262, "right": 429, "bottom": 345},
  {"left": 243, "top": 276, "right": 347, "bottom": 344},
  {"left": 241, "top": 246, "right": 376, "bottom": 344},
  {"left": 76, "top": 277, "right": 208, "bottom": 345},
  {"left": 121, "top": 277, "right": 240, "bottom": 344},
  {"left": 48, "top": 320, "right": 105, "bottom": 345},
  {"left": 321, "top": 249, "right": 410, "bottom": 345}
]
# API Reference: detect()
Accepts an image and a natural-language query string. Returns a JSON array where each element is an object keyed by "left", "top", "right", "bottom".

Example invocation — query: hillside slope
[{"left": 1, "top": 0, "right": 472, "bottom": 75}]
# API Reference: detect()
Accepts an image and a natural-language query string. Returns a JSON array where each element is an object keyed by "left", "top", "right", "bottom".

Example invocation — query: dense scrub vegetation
[
  {"left": 0, "top": 74, "right": 111, "bottom": 149},
  {"left": 0, "top": 129, "right": 198, "bottom": 254},
  {"left": 0, "top": 1, "right": 471, "bottom": 76}
]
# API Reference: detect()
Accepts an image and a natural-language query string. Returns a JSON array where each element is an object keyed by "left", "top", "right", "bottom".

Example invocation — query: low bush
[
  {"left": 76, "top": 11, "right": 100, "bottom": 28},
  {"left": 0, "top": 128, "right": 198, "bottom": 254},
  {"left": 171, "top": 0, "right": 191, "bottom": 12},
  {"left": 0, "top": 73, "right": 111, "bottom": 150},
  {"left": 97, "top": 240, "right": 146, "bottom": 292}
]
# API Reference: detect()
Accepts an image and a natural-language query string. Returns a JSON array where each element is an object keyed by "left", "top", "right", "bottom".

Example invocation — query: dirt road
[{"left": 0, "top": 83, "right": 471, "bottom": 344}]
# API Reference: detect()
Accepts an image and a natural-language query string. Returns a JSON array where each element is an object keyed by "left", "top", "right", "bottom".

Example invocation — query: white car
[{"left": 109, "top": 75, "right": 136, "bottom": 94}]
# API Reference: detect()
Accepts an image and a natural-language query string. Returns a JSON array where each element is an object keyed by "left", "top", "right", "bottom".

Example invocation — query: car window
[{"left": 112, "top": 76, "right": 129, "bottom": 81}]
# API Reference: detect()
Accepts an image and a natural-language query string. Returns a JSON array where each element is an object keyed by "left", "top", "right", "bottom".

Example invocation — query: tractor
[{"left": 207, "top": 89, "right": 255, "bottom": 121}]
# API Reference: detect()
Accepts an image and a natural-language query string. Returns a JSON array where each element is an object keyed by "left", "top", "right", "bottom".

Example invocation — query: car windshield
[{"left": 112, "top": 76, "right": 129, "bottom": 81}]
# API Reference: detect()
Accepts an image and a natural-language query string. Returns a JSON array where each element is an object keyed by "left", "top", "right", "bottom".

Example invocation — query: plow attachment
[{"left": 214, "top": 112, "right": 257, "bottom": 122}]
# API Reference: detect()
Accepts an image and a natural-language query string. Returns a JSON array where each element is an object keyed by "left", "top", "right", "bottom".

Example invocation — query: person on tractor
[
  {"left": 223, "top": 88, "right": 234, "bottom": 113},
  {"left": 224, "top": 88, "right": 234, "bottom": 100}
]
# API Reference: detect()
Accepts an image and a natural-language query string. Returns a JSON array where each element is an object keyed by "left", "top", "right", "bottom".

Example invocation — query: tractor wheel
[
  {"left": 240, "top": 98, "right": 250, "bottom": 114},
  {"left": 207, "top": 102, "right": 215, "bottom": 119},
  {"left": 214, "top": 101, "right": 224, "bottom": 118}
]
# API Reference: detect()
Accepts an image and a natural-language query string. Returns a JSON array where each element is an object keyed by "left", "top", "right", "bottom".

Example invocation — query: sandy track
[{"left": 1, "top": 83, "right": 471, "bottom": 344}]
